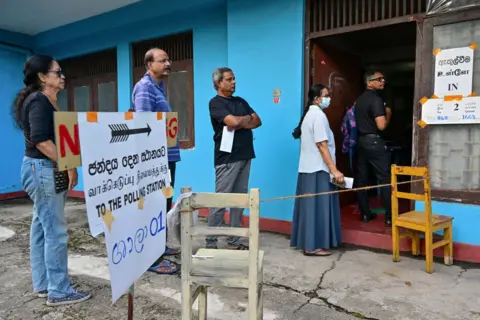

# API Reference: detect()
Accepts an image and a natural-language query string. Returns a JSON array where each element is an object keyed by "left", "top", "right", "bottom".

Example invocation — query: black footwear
[
  {"left": 384, "top": 216, "right": 392, "bottom": 227},
  {"left": 361, "top": 213, "right": 377, "bottom": 223}
]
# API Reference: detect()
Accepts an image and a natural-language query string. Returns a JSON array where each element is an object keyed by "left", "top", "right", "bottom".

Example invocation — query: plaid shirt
[
  {"left": 341, "top": 105, "right": 357, "bottom": 154},
  {"left": 132, "top": 73, "right": 181, "bottom": 162}
]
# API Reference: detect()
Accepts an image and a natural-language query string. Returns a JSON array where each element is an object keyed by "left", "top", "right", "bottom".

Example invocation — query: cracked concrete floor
[{"left": 1, "top": 199, "right": 480, "bottom": 320}]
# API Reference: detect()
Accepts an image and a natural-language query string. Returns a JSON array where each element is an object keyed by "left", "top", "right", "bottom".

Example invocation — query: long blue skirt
[{"left": 290, "top": 170, "right": 342, "bottom": 251}]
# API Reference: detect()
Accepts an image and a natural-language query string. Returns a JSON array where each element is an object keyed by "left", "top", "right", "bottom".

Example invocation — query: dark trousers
[
  {"left": 165, "top": 161, "right": 176, "bottom": 247},
  {"left": 355, "top": 135, "right": 392, "bottom": 218},
  {"left": 151, "top": 161, "right": 177, "bottom": 267}
]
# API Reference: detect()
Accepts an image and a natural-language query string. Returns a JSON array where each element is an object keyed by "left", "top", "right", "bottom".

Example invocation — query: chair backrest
[
  {"left": 179, "top": 187, "right": 261, "bottom": 278},
  {"left": 391, "top": 165, "right": 432, "bottom": 225}
]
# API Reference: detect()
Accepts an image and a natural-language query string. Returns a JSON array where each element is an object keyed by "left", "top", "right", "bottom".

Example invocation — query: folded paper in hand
[
  {"left": 220, "top": 126, "right": 234, "bottom": 153},
  {"left": 330, "top": 175, "right": 354, "bottom": 189}
]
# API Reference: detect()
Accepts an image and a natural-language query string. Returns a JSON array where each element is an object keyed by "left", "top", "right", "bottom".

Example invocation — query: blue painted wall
[
  {"left": 0, "top": 0, "right": 305, "bottom": 223},
  {"left": 0, "top": 45, "right": 29, "bottom": 194},
  {"left": 416, "top": 201, "right": 480, "bottom": 245},
  {"left": 1, "top": 0, "right": 480, "bottom": 249},
  {"left": 34, "top": 1, "right": 230, "bottom": 201},
  {"left": 28, "top": 0, "right": 305, "bottom": 223},
  {"left": 226, "top": 0, "right": 305, "bottom": 220},
  {"left": 0, "top": 29, "right": 33, "bottom": 49}
]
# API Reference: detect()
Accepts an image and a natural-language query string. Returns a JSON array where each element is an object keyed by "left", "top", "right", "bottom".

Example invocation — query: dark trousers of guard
[{"left": 355, "top": 134, "right": 392, "bottom": 225}]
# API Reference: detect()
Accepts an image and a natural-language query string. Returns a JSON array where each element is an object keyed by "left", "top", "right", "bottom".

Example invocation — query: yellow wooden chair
[{"left": 391, "top": 165, "right": 454, "bottom": 273}]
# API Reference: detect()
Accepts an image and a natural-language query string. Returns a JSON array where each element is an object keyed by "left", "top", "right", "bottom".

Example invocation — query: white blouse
[{"left": 298, "top": 105, "right": 336, "bottom": 173}]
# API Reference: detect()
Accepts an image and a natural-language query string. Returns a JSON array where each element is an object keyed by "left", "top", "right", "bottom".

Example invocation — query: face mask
[{"left": 320, "top": 97, "right": 331, "bottom": 109}]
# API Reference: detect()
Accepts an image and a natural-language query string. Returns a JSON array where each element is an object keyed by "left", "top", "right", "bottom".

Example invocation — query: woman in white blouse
[{"left": 290, "top": 84, "right": 344, "bottom": 256}]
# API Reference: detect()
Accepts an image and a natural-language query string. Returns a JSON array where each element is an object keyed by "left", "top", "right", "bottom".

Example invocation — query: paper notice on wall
[
  {"left": 421, "top": 96, "right": 480, "bottom": 124},
  {"left": 220, "top": 126, "right": 235, "bottom": 153},
  {"left": 434, "top": 46, "right": 474, "bottom": 97}
]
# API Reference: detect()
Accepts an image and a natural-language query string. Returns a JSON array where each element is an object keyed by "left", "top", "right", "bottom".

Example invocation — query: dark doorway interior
[{"left": 311, "top": 22, "right": 417, "bottom": 217}]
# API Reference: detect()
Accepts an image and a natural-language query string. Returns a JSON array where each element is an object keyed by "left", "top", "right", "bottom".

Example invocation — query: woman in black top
[{"left": 12, "top": 55, "right": 91, "bottom": 306}]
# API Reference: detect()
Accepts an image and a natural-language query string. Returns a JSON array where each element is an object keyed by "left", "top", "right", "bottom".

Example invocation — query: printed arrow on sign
[{"left": 109, "top": 123, "right": 152, "bottom": 143}]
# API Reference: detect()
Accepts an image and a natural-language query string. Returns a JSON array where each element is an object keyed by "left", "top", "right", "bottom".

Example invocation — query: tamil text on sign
[
  {"left": 434, "top": 46, "right": 474, "bottom": 98},
  {"left": 78, "top": 111, "right": 169, "bottom": 303}
]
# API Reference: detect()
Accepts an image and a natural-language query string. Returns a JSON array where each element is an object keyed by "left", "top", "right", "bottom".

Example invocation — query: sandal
[
  {"left": 163, "top": 247, "right": 181, "bottom": 256},
  {"left": 227, "top": 243, "right": 249, "bottom": 250},
  {"left": 148, "top": 260, "right": 179, "bottom": 274},
  {"left": 303, "top": 249, "right": 331, "bottom": 257}
]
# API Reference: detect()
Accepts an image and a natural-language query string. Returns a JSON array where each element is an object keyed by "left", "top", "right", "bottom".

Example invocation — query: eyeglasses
[
  {"left": 369, "top": 76, "right": 385, "bottom": 82},
  {"left": 48, "top": 70, "right": 64, "bottom": 78},
  {"left": 154, "top": 58, "right": 171, "bottom": 64}
]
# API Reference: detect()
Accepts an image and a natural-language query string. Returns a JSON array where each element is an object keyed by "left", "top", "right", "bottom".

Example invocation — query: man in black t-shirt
[
  {"left": 206, "top": 67, "right": 262, "bottom": 249},
  {"left": 355, "top": 70, "right": 393, "bottom": 226}
]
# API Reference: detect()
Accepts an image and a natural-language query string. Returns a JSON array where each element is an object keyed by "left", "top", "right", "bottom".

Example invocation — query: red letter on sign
[
  {"left": 59, "top": 124, "right": 80, "bottom": 157},
  {"left": 168, "top": 117, "right": 178, "bottom": 139}
]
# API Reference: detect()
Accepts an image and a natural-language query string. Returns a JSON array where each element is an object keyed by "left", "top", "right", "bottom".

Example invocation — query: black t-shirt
[
  {"left": 209, "top": 95, "right": 256, "bottom": 166},
  {"left": 355, "top": 89, "right": 386, "bottom": 136},
  {"left": 22, "top": 92, "right": 56, "bottom": 159}
]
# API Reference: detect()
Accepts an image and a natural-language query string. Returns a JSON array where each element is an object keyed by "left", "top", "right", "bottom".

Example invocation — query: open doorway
[{"left": 311, "top": 22, "right": 417, "bottom": 216}]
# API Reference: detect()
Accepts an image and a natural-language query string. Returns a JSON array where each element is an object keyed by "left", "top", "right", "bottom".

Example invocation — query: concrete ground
[{"left": 0, "top": 199, "right": 479, "bottom": 320}]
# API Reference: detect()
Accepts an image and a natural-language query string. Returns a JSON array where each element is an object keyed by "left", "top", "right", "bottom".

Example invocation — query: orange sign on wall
[{"left": 273, "top": 89, "right": 281, "bottom": 104}]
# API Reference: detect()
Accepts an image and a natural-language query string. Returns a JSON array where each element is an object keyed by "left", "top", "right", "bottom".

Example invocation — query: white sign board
[
  {"left": 434, "top": 46, "right": 474, "bottom": 97},
  {"left": 421, "top": 97, "right": 480, "bottom": 124},
  {"left": 78, "top": 112, "right": 169, "bottom": 303}
]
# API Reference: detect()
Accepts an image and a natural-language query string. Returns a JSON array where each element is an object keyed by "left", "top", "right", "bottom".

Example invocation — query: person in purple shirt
[{"left": 132, "top": 48, "right": 180, "bottom": 275}]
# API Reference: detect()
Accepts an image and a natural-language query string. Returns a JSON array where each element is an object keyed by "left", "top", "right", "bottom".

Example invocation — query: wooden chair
[
  {"left": 391, "top": 165, "right": 454, "bottom": 273},
  {"left": 179, "top": 187, "right": 264, "bottom": 320}
]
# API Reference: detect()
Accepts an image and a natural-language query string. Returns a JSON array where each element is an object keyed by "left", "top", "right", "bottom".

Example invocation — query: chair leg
[
  {"left": 411, "top": 231, "right": 420, "bottom": 256},
  {"left": 425, "top": 231, "right": 434, "bottom": 274},
  {"left": 257, "top": 283, "right": 264, "bottom": 320},
  {"left": 392, "top": 225, "right": 400, "bottom": 262},
  {"left": 198, "top": 286, "right": 208, "bottom": 320},
  {"left": 248, "top": 282, "right": 259, "bottom": 320},
  {"left": 181, "top": 283, "right": 193, "bottom": 320},
  {"left": 444, "top": 225, "right": 454, "bottom": 266}
]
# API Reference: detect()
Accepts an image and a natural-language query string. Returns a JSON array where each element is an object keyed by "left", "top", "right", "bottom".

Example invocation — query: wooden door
[{"left": 312, "top": 42, "right": 363, "bottom": 207}]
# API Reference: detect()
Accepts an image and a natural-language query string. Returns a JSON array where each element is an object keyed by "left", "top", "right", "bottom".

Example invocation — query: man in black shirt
[
  {"left": 355, "top": 70, "right": 393, "bottom": 226},
  {"left": 206, "top": 67, "right": 262, "bottom": 249}
]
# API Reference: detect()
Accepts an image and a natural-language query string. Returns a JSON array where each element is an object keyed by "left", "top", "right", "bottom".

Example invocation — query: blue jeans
[{"left": 21, "top": 157, "right": 74, "bottom": 298}]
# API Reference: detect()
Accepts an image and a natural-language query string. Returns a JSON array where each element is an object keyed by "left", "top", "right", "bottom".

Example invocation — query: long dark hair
[
  {"left": 292, "top": 84, "right": 327, "bottom": 139},
  {"left": 12, "top": 55, "right": 55, "bottom": 129}
]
